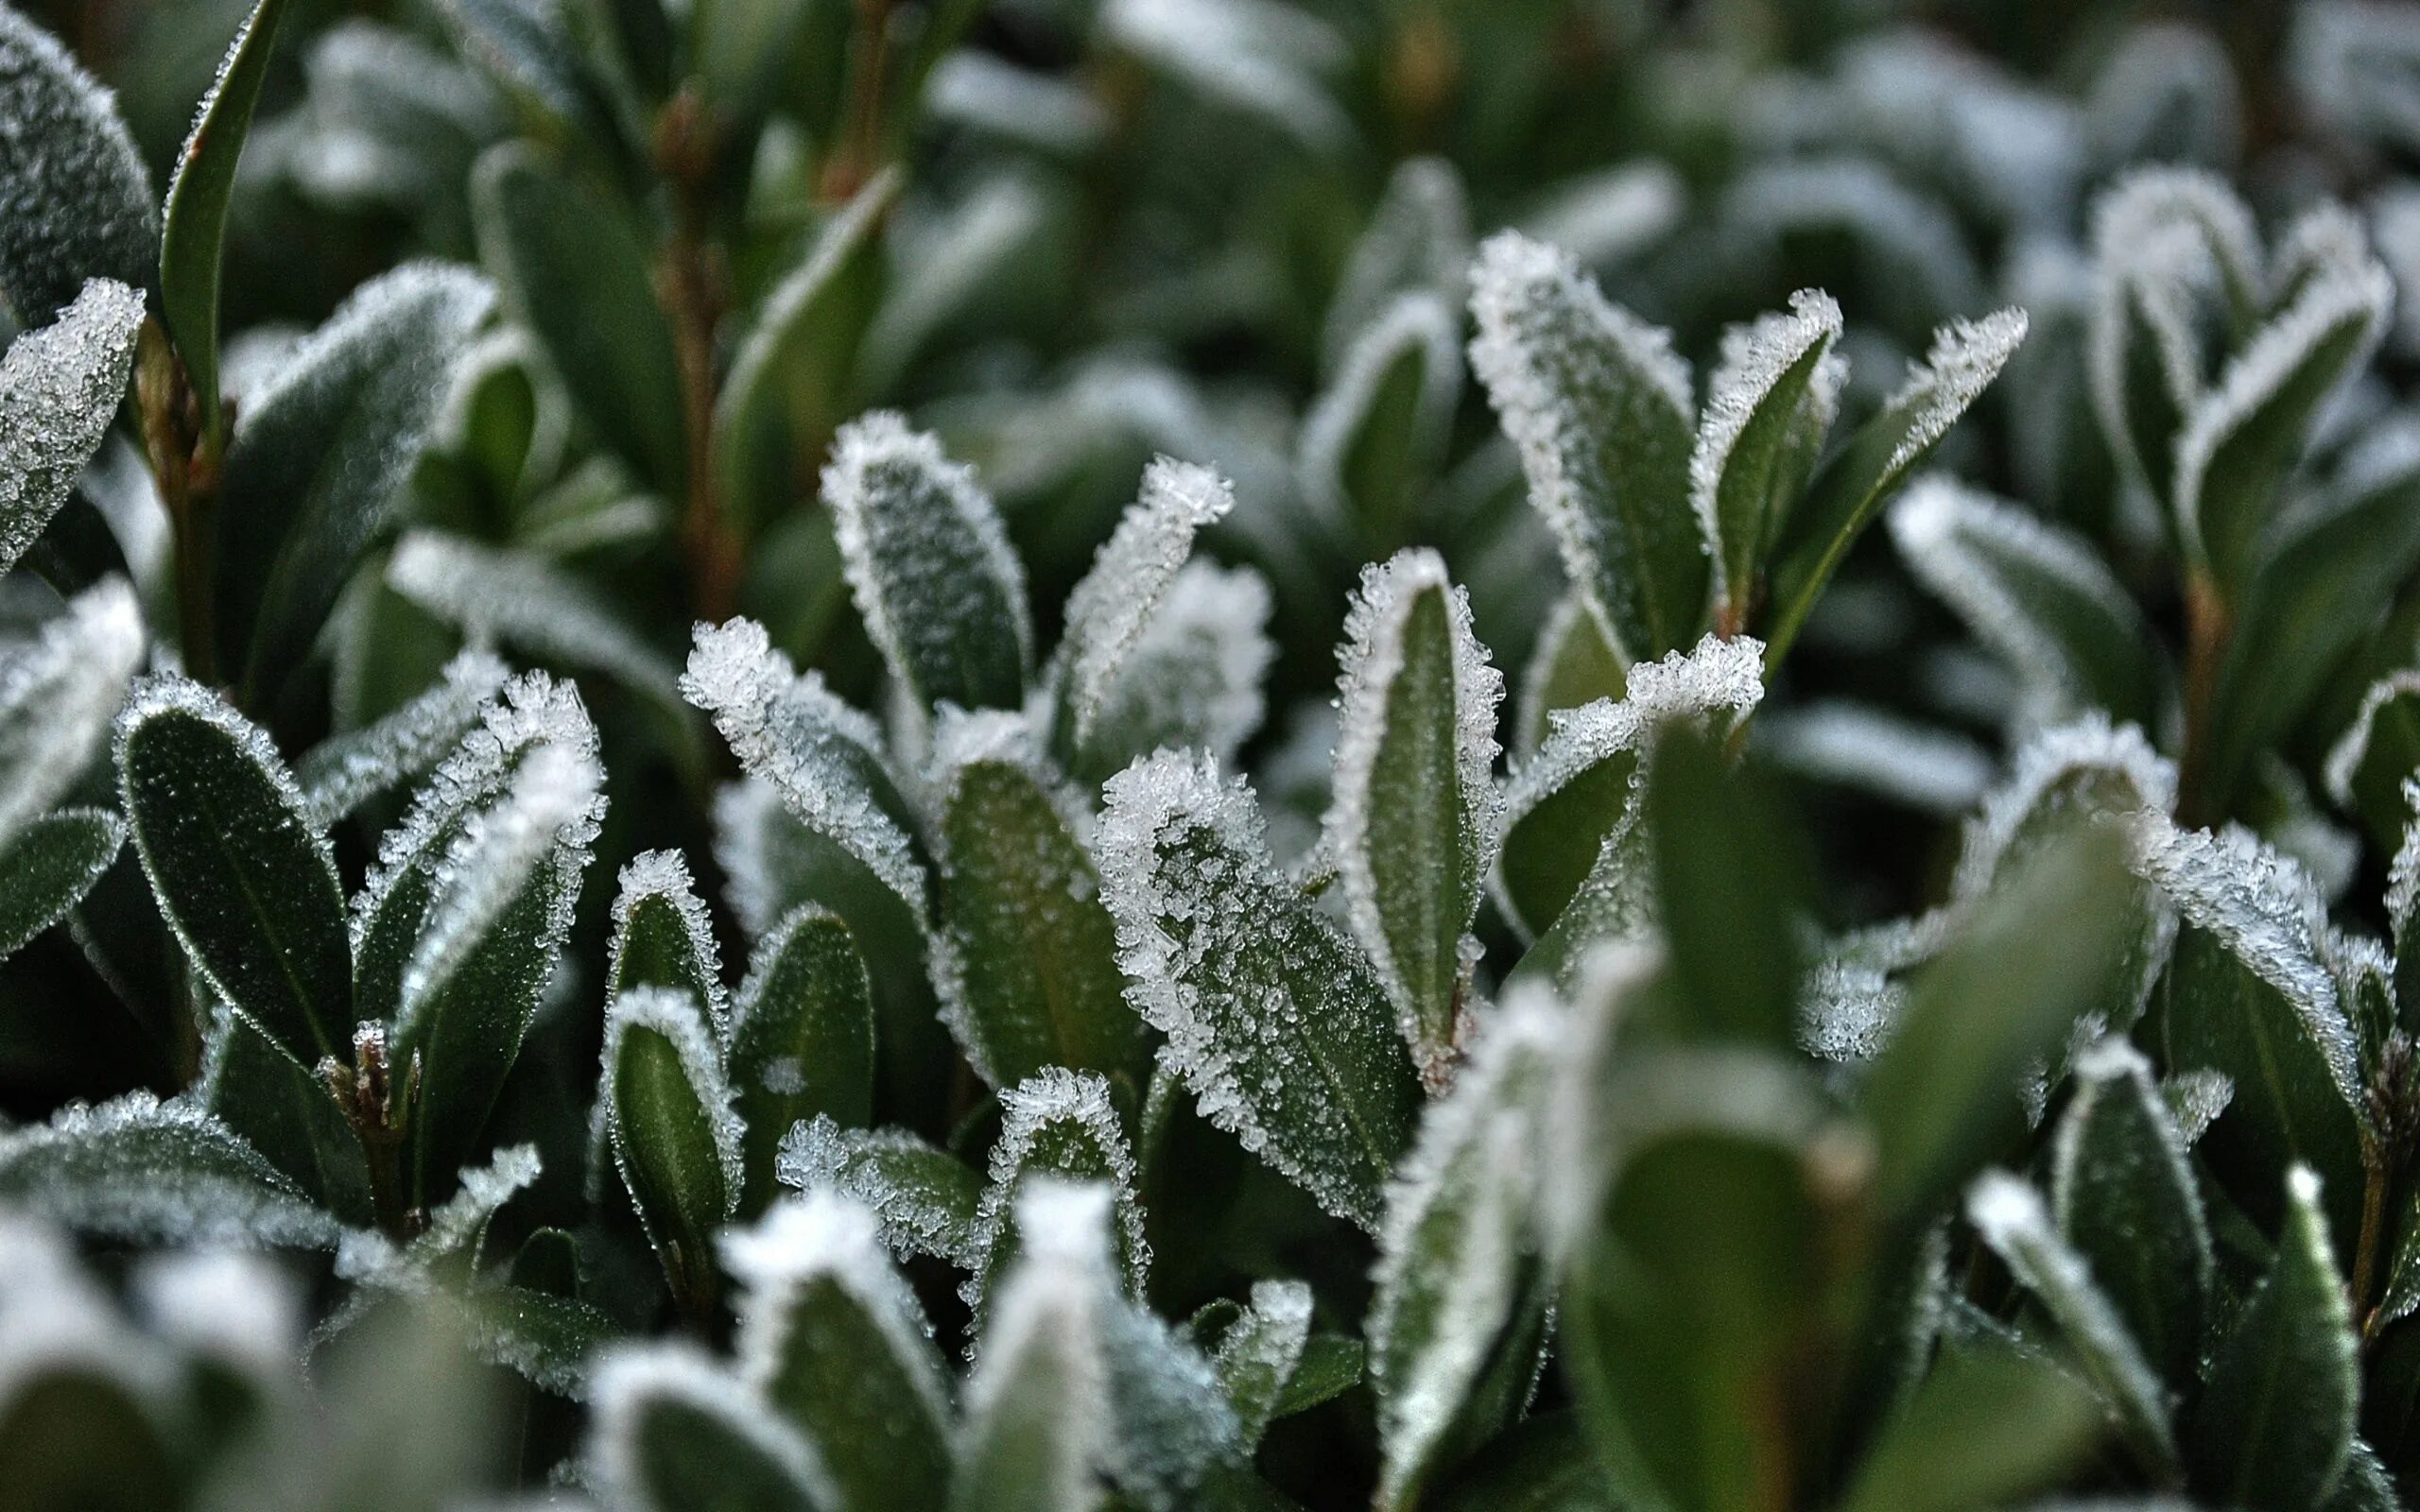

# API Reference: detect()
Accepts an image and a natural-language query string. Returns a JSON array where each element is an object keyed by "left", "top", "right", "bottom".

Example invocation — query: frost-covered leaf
[
  {"left": 1098, "top": 0, "right": 1348, "bottom": 156},
  {"left": 0, "top": 576, "right": 144, "bottom": 848},
  {"left": 1323, "top": 550, "right": 1503, "bottom": 1084},
  {"left": 1097, "top": 1289, "right": 1243, "bottom": 1510},
  {"left": 724, "top": 1195, "right": 952, "bottom": 1512},
  {"left": 601, "top": 987, "right": 743, "bottom": 1313},
  {"left": 1098, "top": 749, "right": 1422, "bottom": 1228},
  {"left": 1755, "top": 702, "right": 1995, "bottom": 816},
  {"left": 215, "top": 263, "right": 494, "bottom": 699},
  {"left": 1052, "top": 457, "right": 1233, "bottom": 760},
  {"left": 778, "top": 1115, "right": 983, "bottom": 1269},
  {"left": 161, "top": 0, "right": 295, "bottom": 437},
  {"left": 1468, "top": 231, "right": 1703, "bottom": 661},
  {"left": 1763, "top": 308, "right": 2030, "bottom": 667},
  {"left": 606, "top": 850, "right": 729, "bottom": 1032},
  {"left": 460, "top": 1282, "right": 618, "bottom": 1400},
  {"left": 930, "top": 710, "right": 1149, "bottom": 1095},
  {"left": 2190, "top": 1166, "right": 2359, "bottom": 1511},
  {"left": 2088, "top": 23, "right": 2240, "bottom": 172},
  {"left": 0, "top": 7, "right": 156, "bottom": 319},
  {"left": 730, "top": 907, "right": 875, "bottom": 1205},
  {"left": 0, "top": 279, "right": 144, "bottom": 580},
  {"left": 1302, "top": 295, "right": 1461, "bottom": 545},
  {"left": 1835, "top": 1332, "right": 2101, "bottom": 1512},
  {"left": 0, "top": 807, "right": 123, "bottom": 962},
  {"left": 1325, "top": 158, "right": 1470, "bottom": 369},
  {"left": 1495, "top": 633, "right": 1764, "bottom": 940},
  {"left": 1692, "top": 289, "right": 1844, "bottom": 626},
  {"left": 826, "top": 411, "right": 1029, "bottom": 716},
  {"left": 1966, "top": 1171, "right": 2178, "bottom": 1473},
  {"left": 0, "top": 1092, "right": 339, "bottom": 1247},
  {"left": 1072, "top": 560, "right": 1274, "bottom": 788},
  {"left": 683, "top": 618, "right": 928, "bottom": 925},
  {"left": 297, "top": 649, "right": 510, "bottom": 828},
  {"left": 591, "top": 1343, "right": 837, "bottom": 1512},
  {"left": 969, "top": 1068, "right": 1150, "bottom": 1319},
  {"left": 114, "top": 676, "right": 352, "bottom": 1066},
  {"left": 1207, "top": 1280, "right": 1311, "bottom": 1450},
  {"left": 396, "top": 739, "right": 601, "bottom": 1204},
  {"left": 714, "top": 167, "right": 897, "bottom": 533},
  {"left": 2175, "top": 246, "right": 2391, "bottom": 591},
  {"left": 1513, "top": 591, "right": 1625, "bottom": 754},
  {"left": 1890, "top": 476, "right": 2163, "bottom": 729},
  {"left": 2327, "top": 671, "right": 2420, "bottom": 850},
  {"left": 954, "top": 1181, "right": 1115, "bottom": 1512},
  {"left": 2132, "top": 818, "right": 2368, "bottom": 1243},
  {"left": 435, "top": 0, "right": 622, "bottom": 150},
  {"left": 1370, "top": 992, "right": 1555, "bottom": 1510},
  {"left": 475, "top": 142, "right": 685, "bottom": 491},
  {"left": 200, "top": 1005, "right": 373, "bottom": 1226},
  {"left": 2051, "top": 1039, "right": 2212, "bottom": 1386}
]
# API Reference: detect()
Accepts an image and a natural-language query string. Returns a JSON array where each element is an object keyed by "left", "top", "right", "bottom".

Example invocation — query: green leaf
[
  {"left": 0, "top": 1353, "right": 179, "bottom": 1512},
  {"left": 1069, "top": 561, "right": 1274, "bottom": 789},
  {"left": 724, "top": 1195, "right": 953, "bottom": 1512},
  {"left": 1513, "top": 593, "right": 1625, "bottom": 754},
  {"left": 2176, "top": 257, "right": 2392, "bottom": 593},
  {"left": 0, "top": 580, "right": 143, "bottom": 856},
  {"left": 1370, "top": 997, "right": 1553, "bottom": 1510},
  {"left": 1889, "top": 476, "right": 2165, "bottom": 730},
  {"left": 1274, "top": 1333, "right": 1366, "bottom": 1418},
  {"left": 1303, "top": 293, "right": 1460, "bottom": 548},
  {"left": 2137, "top": 820, "right": 2369, "bottom": 1244},
  {"left": 954, "top": 1182, "right": 1117, "bottom": 1512},
  {"left": 0, "top": 280, "right": 145, "bottom": 579},
  {"left": 114, "top": 676, "right": 352, "bottom": 1066},
  {"left": 969, "top": 1070, "right": 1150, "bottom": 1319},
  {"left": 1325, "top": 551, "right": 1503, "bottom": 1084},
  {"left": 1468, "top": 232, "right": 1703, "bottom": 660},
  {"left": 295, "top": 648, "right": 510, "bottom": 829},
  {"left": 462, "top": 1283, "right": 619, "bottom": 1400},
  {"left": 2051, "top": 1039, "right": 2213, "bottom": 1387},
  {"left": 159, "top": 0, "right": 294, "bottom": 438},
  {"left": 0, "top": 6, "right": 157, "bottom": 319},
  {"left": 1836, "top": 1333, "right": 2102, "bottom": 1512},
  {"left": 606, "top": 850, "right": 728, "bottom": 1020},
  {"left": 214, "top": 263, "right": 494, "bottom": 700},
  {"left": 1862, "top": 822, "right": 2135, "bottom": 1221},
  {"left": 0, "top": 1091, "right": 340, "bottom": 1247},
  {"left": 594, "top": 1345, "right": 836, "bottom": 1512},
  {"left": 201, "top": 1005, "right": 375, "bottom": 1228},
  {"left": 1762, "top": 309, "right": 2030, "bottom": 670},
  {"left": 1098, "top": 1293, "right": 1245, "bottom": 1510},
  {"left": 1965, "top": 1171, "right": 2179, "bottom": 1474},
  {"left": 393, "top": 739, "right": 601, "bottom": 1206},
  {"left": 2331, "top": 672, "right": 2420, "bottom": 856},
  {"left": 1098, "top": 749, "right": 1424, "bottom": 1230},
  {"left": 602, "top": 988, "right": 742, "bottom": 1313},
  {"left": 2190, "top": 1166, "right": 2359, "bottom": 1511},
  {"left": 1207, "top": 1280, "right": 1313, "bottom": 1450},
  {"left": 1429, "top": 1412, "right": 1624, "bottom": 1512},
  {"left": 731, "top": 906, "right": 876, "bottom": 1207},
  {"left": 1693, "top": 290, "right": 1844, "bottom": 626},
  {"left": 0, "top": 807, "right": 122, "bottom": 961},
  {"left": 1645, "top": 720, "right": 1806, "bottom": 1049},
  {"left": 715, "top": 168, "right": 896, "bottom": 533},
  {"left": 778, "top": 1116, "right": 984, "bottom": 1269},
  {"left": 474, "top": 142, "right": 684, "bottom": 492},
  {"left": 824, "top": 412, "right": 1032, "bottom": 715}
]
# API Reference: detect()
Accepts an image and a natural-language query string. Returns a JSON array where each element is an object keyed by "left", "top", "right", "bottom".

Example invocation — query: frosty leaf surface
[
  {"left": 955, "top": 1180, "right": 1115, "bottom": 1512},
  {"left": 1301, "top": 294, "right": 1461, "bottom": 544},
  {"left": 199, "top": 1004, "right": 373, "bottom": 1227},
  {"left": 0, "top": 1093, "right": 340, "bottom": 1248},
  {"left": 0, "top": 8, "right": 156, "bottom": 318},
  {"left": 1098, "top": 0, "right": 1349, "bottom": 156},
  {"left": 601, "top": 987, "right": 743, "bottom": 1311},
  {"left": 778, "top": 1115, "right": 983, "bottom": 1269},
  {"left": 1324, "top": 157, "right": 1471, "bottom": 369},
  {"left": 1073, "top": 560, "right": 1274, "bottom": 788},
  {"left": 0, "top": 279, "right": 143, "bottom": 581},
  {"left": 0, "top": 576, "right": 144, "bottom": 849},
  {"left": 297, "top": 649, "right": 510, "bottom": 828},
  {"left": 590, "top": 1343, "right": 837, "bottom": 1512},
  {"left": 1098, "top": 749, "right": 1421, "bottom": 1228},
  {"left": 1209, "top": 1280, "right": 1312, "bottom": 1450},
  {"left": 968, "top": 1068, "right": 1150, "bottom": 1320},
  {"left": 605, "top": 850, "right": 730, "bottom": 1035},
  {"left": 730, "top": 906, "right": 876, "bottom": 1203},
  {"left": 0, "top": 807, "right": 124, "bottom": 962},
  {"left": 1691, "top": 289, "right": 1844, "bottom": 622}
]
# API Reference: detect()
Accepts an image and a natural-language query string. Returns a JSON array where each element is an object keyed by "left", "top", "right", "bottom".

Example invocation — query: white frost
[
  {"left": 0, "top": 576, "right": 143, "bottom": 847},
  {"left": 1057, "top": 456, "right": 1235, "bottom": 751}
]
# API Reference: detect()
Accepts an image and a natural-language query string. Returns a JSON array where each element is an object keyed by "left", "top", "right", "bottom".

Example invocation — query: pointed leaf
[
  {"left": 1468, "top": 231, "right": 1702, "bottom": 659},
  {"left": 1324, "top": 157, "right": 1470, "bottom": 369},
  {"left": 0, "top": 279, "right": 143, "bottom": 578},
  {"left": 1324, "top": 550, "right": 1503, "bottom": 1085},
  {"left": 778, "top": 1116, "right": 984, "bottom": 1269},
  {"left": 160, "top": 0, "right": 294, "bottom": 436},
  {"left": 114, "top": 676, "right": 351, "bottom": 1065},
  {"left": 1208, "top": 1280, "right": 1313, "bottom": 1450},
  {"left": 1302, "top": 294, "right": 1460, "bottom": 545},
  {"left": 969, "top": 1069, "right": 1150, "bottom": 1318},
  {"left": 731, "top": 907, "right": 875, "bottom": 1205},
  {"left": 1513, "top": 592, "right": 1624, "bottom": 754},
  {"left": 200, "top": 1005, "right": 374, "bottom": 1227},
  {"left": 0, "top": 7, "right": 156, "bottom": 318},
  {"left": 601, "top": 987, "right": 743, "bottom": 1312},
  {"left": 0, "top": 577, "right": 143, "bottom": 849},
  {"left": 1693, "top": 290, "right": 1844, "bottom": 624},
  {"left": 593, "top": 1345, "right": 837, "bottom": 1512},
  {"left": 1645, "top": 718, "right": 1807, "bottom": 1049},
  {"left": 0, "top": 806, "right": 121, "bottom": 960},
  {"left": 606, "top": 849, "right": 729, "bottom": 1028},
  {"left": 0, "top": 1092, "right": 339, "bottom": 1247},
  {"left": 1836, "top": 1334, "right": 2102, "bottom": 1512},
  {"left": 1099, "top": 749, "right": 1423, "bottom": 1229},
  {"left": 824, "top": 412, "right": 1031, "bottom": 714},
  {"left": 1071, "top": 560, "right": 1274, "bottom": 788},
  {"left": 296, "top": 649, "right": 510, "bottom": 828}
]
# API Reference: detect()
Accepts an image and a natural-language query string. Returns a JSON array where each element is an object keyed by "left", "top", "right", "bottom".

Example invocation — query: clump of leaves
[{"left": 14, "top": 0, "right": 2420, "bottom": 1509}]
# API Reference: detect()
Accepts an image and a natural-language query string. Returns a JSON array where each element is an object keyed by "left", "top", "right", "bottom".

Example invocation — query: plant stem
[
  {"left": 821, "top": 0, "right": 897, "bottom": 204},
  {"left": 2176, "top": 569, "right": 2231, "bottom": 827},
  {"left": 2354, "top": 1148, "right": 2389, "bottom": 1318},
  {"left": 654, "top": 89, "right": 743, "bottom": 623},
  {"left": 136, "top": 318, "right": 223, "bottom": 687}
]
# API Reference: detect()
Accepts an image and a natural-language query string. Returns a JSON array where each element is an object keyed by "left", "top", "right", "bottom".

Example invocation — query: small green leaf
[
  {"left": 1273, "top": 1333, "right": 1366, "bottom": 1418},
  {"left": 1965, "top": 1171, "right": 2178, "bottom": 1474},
  {"left": 1836, "top": 1332, "right": 2102, "bottom": 1512},
  {"left": 970, "top": 1070, "right": 1150, "bottom": 1318},
  {"left": 0, "top": 280, "right": 145, "bottom": 580},
  {"left": 1863, "top": 823, "right": 2135, "bottom": 1221},
  {"left": 1098, "top": 1293, "right": 1245, "bottom": 1510},
  {"left": 114, "top": 676, "right": 352, "bottom": 1066},
  {"left": 0, "top": 807, "right": 122, "bottom": 961},
  {"left": 731, "top": 906, "right": 876, "bottom": 1206},
  {"left": 724, "top": 1195, "right": 953, "bottom": 1512},
  {"left": 1762, "top": 308, "right": 2030, "bottom": 669},
  {"left": 2190, "top": 1166, "right": 2359, "bottom": 1511},
  {"left": 1513, "top": 593, "right": 1625, "bottom": 754},
  {"left": 200, "top": 1005, "right": 372, "bottom": 1226},
  {"left": 1303, "top": 293, "right": 1460, "bottom": 548},
  {"left": 824, "top": 412, "right": 1031, "bottom": 715},
  {"left": 1208, "top": 1280, "right": 1312, "bottom": 1450},
  {"left": 602, "top": 988, "right": 742, "bottom": 1313},
  {"left": 2051, "top": 1038, "right": 2213, "bottom": 1386},
  {"left": 1326, "top": 551, "right": 1503, "bottom": 1083},
  {"left": 0, "top": 1092, "right": 340, "bottom": 1247},
  {"left": 1645, "top": 720, "right": 1806, "bottom": 1049},
  {"left": 1468, "top": 232, "right": 1703, "bottom": 660},
  {"left": 463, "top": 1283, "right": 619, "bottom": 1400},
  {"left": 1070, "top": 561, "right": 1274, "bottom": 789},
  {"left": 295, "top": 649, "right": 510, "bottom": 829},
  {"left": 594, "top": 1345, "right": 836, "bottom": 1512},
  {"left": 606, "top": 849, "right": 728, "bottom": 1022},
  {"left": 778, "top": 1115, "right": 984, "bottom": 1269},
  {"left": 474, "top": 142, "right": 685, "bottom": 492},
  {"left": 1693, "top": 289, "right": 1844, "bottom": 625},
  {"left": 159, "top": 0, "right": 294, "bottom": 438},
  {"left": 213, "top": 263, "right": 494, "bottom": 700},
  {"left": 0, "top": 7, "right": 157, "bottom": 319},
  {"left": 1099, "top": 749, "right": 1424, "bottom": 1229},
  {"left": 715, "top": 167, "right": 897, "bottom": 532},
  {"left": 2330, "top": 672, "right": 2420, "bottom": 855}
]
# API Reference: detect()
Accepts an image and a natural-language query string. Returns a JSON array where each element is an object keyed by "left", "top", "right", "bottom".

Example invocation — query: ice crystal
[
  {"left": 298, "top": 649, "right": 510, "bottom": 828},
  {"left": 776, "top": 1115, "right": 983, "bottom": 1269},
  {"left": 605, "top": 849, "right": 731, "bottom": 1036},
  {"left": 0, "top": 1092, "right": 340, "bottom": 1248},
  {"left": 0, "top": 279, "right": 145, "bottom": 577}
]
